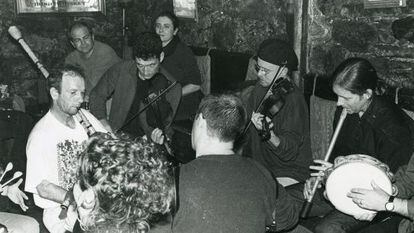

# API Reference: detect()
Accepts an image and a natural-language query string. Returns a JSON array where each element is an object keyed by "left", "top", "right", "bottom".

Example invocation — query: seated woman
[
  {"left": 154, "top": 11, "right": 203, "bottom": 121},
  {"left": 73, "top": 133, "right": 175, "bottom": 233}
]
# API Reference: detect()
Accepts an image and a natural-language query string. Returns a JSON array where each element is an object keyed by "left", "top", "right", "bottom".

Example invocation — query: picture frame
[
  {"left": 173, "top": 0, "right": 198, "bottom": 20},
  {"left": 15, "top": 0, "right": 106, "bottom": 15}
]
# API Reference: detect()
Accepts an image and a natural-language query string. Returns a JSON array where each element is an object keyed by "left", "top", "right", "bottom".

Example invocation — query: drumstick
[
  {"left": 0, "top": 171, "right": 23, "bottom": 189},
  {"left": 0, "top": 162, "right": 13, "bottom": 184},
  {"left": 300, "top": 108, "right": 347, "bottom": 218}
]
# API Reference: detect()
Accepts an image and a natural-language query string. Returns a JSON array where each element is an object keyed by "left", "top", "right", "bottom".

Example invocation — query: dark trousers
[{"left": 286, "top": 183, "right": 402, "bottom": 233}]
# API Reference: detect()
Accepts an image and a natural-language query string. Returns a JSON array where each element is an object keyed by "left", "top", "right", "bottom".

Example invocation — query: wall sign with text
[
  {"left": 173, "top": 0, "right": 197, "bottom": 20},
  {"left": 16, "top": 0, "right": 106, "bottom": 15}
]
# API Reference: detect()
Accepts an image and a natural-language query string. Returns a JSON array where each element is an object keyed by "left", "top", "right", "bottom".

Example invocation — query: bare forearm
[{"left": 36, "top": 180, "right": 67, "bottom": 204}]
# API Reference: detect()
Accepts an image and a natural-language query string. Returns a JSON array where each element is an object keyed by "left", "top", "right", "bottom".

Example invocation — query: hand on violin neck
[{"left": 251, "top": 112, "right": 273, "bottom": 131}]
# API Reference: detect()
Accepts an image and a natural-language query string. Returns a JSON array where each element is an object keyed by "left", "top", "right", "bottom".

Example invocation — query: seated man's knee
[
  {"left": 3, "top": 214, "right": 39, "bottom": 233},
  {"left": 20, "top": 216, "right": 40, "bottom": 233}
]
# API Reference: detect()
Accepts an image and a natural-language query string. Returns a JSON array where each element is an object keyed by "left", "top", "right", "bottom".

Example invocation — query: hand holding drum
[
  {"left": 347, "top": 180, "right": 390, "bottom": 221},
  {"left": 304, "top": 154, "right": 394, "bottom": 220},
  {"left": 324, "top": 154, "right": 393, "bottom": 219}
]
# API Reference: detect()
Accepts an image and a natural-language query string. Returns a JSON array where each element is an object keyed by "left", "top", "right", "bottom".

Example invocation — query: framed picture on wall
[
  {"left": 15, "top": 0, "right": 106, "bottom": 15},
  {"left": 173, "top": 0, "right": 198, "bottom": 20}
]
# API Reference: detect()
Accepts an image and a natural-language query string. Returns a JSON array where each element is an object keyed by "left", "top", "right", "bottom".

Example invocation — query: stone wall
[
  {"left": 0, "top": 0, "right": 123, "bottom": 109},
  {"left": 306, "top": 0, "right": 414, "bottom": 90},
  {"left": 123, "top": 0, "right": 288, "bottom": 53},
  {"left": 0, "top": 0, "right": 288, "bottom": 112}
]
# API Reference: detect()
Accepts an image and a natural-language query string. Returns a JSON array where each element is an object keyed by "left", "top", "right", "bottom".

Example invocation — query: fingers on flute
[
  {"left": 309, "top": 165, "right": 327, "bottom": 171},
  {"left": 313, "top": 160, "right": 333, "bottom": 167},
  {"left": 310, "top": 172, "right": 325, "bottom": 178}
]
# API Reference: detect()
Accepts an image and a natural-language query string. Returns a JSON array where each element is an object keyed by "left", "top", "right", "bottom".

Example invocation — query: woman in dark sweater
[{"left": 154, "top": 11, "right": 203, "bottom": 121}]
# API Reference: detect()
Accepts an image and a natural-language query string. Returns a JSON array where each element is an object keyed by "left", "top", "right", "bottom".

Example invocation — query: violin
[
  {"left": 258, "top": 77, "right": 294, "bottom": 141},
  {"left": 142, "top": 76, "right": 176, "bottom": 156},
  {"left": 241, "top": 65, "right": 294, "bottom": 141}
]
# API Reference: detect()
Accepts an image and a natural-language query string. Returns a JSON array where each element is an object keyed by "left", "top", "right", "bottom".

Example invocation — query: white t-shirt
[{"left": 25, "top": 109, "right": 106, "bottom": 209}]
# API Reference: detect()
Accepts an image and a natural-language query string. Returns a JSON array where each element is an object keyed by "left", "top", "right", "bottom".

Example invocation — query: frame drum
[{"left": 325, "top": 154, "right": 393, "bottom": 216}]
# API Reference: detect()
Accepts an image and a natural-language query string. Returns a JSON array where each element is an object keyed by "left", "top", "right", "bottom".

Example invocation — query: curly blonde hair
[{"left": 77, "top": 133, "right": 175, "bottom": 233}]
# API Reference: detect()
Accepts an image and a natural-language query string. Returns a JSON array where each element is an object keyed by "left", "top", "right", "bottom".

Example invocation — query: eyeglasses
[
  {"left": 71, "top": 34, "right": 92, "bottom": 44},
  {"left": 255, "top": 64, "right": 275, "bottom": 75},
  {"left": 136, "top": 61, "right": 158, "bottom": 70}
]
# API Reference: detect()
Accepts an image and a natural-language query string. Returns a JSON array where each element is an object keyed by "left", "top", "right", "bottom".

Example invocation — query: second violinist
[
  {"left": 89, "top": 32, "right": 181, "bottom": 147},
  {"left": 243, "top": 39, "right": 312, "bottom": 187}
]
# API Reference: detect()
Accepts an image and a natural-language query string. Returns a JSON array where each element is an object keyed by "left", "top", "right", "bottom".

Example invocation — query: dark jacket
[
  {"left": 162, "top": 36, "right": 202, "bottom": 120},
  {"left": 89, "top": 60, "right": 181, "bottom": 131},
  {"left": 331, "top": 95, "right": 414, "bottom": 173},
  {"left": 244, "top": 82, "right": 313, "bottom": 182}
]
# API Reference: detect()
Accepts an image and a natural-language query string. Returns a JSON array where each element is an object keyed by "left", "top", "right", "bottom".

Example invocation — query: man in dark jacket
[{"left": 89, "top": 32, "right": 181, "bottom": 145}]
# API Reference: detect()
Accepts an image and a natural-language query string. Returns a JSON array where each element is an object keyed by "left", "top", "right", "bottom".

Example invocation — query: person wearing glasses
[
  {"left": 243, "top": 39, "right": 312, "bottom": 187},
  {"left": 65, "top": 21, "right": 121, "bottom": 104},
  {"left": 89, "top": 32, "right": 181, "bottom": 146}
]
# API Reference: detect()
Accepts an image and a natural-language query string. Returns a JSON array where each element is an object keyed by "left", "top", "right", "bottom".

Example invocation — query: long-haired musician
[
  {"left": 24, "top": 66, "right": 107, "bottom": 233},
  {"left": 287, "top": 58, "right": 414, "bottom": 233}
]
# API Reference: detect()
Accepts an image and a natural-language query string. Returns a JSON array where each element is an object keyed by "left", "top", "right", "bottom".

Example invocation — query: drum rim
[{"left": 326, "top": 157, "right": 393, "bottom": 216}]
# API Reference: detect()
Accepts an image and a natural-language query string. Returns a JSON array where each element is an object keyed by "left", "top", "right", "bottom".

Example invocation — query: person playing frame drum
[{"left": 286, "top": 57, "right": 414, "bottom": 233}]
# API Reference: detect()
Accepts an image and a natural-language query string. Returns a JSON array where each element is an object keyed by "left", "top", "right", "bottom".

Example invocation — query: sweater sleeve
[
  {"left": 395, "top": 155, "right": 414, "bottom": 199},
  {"left": 163, "top": 43, "right": 201, "bottom": 86},
  {"left": 266, "top": 90, "right": 308, "bottom": 161},
  {"left": 179, "top": 45, "right": 201, "bottom": 86},
  {"left": 89, "top": 62, "right": 121, "bottom": 120}
]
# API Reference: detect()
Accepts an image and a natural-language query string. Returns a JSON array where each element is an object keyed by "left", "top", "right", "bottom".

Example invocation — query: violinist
[
  {"left": 89, "top": 32, "right": 181, "bottom": 145},
  {"left": 243, "top": 39, "right": 312, "bottom": 187}
]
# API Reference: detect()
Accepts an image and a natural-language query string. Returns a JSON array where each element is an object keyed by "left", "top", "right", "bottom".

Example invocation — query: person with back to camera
[
  {"left": 172, "top": 94, "right": 312, "bottom": 233},
  {"left": 71, "top": 132, "right": 174, "bottom": 233},
  {"left": 287, "top": 58, "right": 414, "bottom": 233},
  {"left": 154, "top": 11, "right": 202, "bottom": 121}
]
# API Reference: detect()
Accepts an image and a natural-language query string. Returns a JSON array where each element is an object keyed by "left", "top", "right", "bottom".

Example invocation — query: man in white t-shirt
[{"left": 25, "top": 66, "right": 106, "bottom": 233}]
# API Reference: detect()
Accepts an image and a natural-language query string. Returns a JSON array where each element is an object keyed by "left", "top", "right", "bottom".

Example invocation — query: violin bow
[
  {"left": 116, "top": 81, "right": 177, "bottom": 133},
  {"left": 241, "top": 64, "right": 286, "bottom": 137}
]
